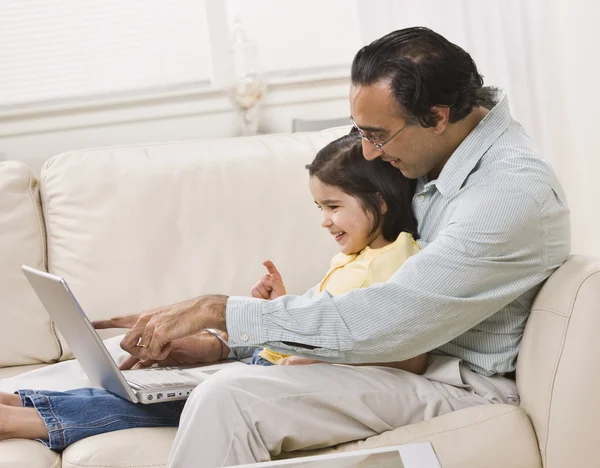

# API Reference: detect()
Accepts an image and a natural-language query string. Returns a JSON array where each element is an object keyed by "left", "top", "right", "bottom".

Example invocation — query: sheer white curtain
[
  {"left": 358, "top": 0, "right": 600, "bottom": 257},
  {"left": 358, "top": 0, "right": 552, "bottom": 158},
  {"left": 543, "top": 0, "right": 600, "bottom": 257}
]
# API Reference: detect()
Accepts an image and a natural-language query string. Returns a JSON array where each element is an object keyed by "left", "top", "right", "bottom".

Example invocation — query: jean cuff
[{"left": 16, "top": 389, "right": 67, "bottom": 450}]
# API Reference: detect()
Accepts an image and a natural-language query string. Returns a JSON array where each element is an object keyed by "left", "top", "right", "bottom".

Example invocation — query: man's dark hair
[
  {"left": 351, "top": 27, "right": 484, "bottom": 128},
  {"left": 306, "top": 133, "right": 418, "bottom": 241}
]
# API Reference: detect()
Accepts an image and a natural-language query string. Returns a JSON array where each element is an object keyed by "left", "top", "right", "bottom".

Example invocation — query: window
[
  {"left": 226, "top": 0, "right": 361, "bottom": 76},
  {"left": 0, "top": 0, "right": 363, "bottom": 110},
  {"left": 0, "top": 0, "right": 212, "bottom": 108}
]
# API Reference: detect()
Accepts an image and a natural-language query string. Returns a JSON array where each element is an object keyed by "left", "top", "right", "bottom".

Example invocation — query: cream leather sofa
[{"left": 0, "top": 128, "right": 597, "bottom": 468}]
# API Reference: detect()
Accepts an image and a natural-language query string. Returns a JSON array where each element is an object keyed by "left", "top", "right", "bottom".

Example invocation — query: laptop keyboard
[{"left": 122, "top": 367, "right": 200, "bottom": 389}]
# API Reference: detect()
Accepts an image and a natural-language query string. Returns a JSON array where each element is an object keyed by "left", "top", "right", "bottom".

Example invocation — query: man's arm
[
  {"left": 227, "top": 283, "right": 322, "bottom": 359},
  {"left": 226, "top": 188, "right": 570, "bottom": 363}
]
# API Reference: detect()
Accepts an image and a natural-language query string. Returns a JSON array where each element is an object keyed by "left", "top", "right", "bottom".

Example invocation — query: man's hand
[
  {"left": 117, "top": 330, "right": 228, "bottom": 370},
  {"left": 93, "top": 294, "right": 228, "bottom": 362},
  {"left": 251, "top": 260, "right": 286, "bottom": 300}
]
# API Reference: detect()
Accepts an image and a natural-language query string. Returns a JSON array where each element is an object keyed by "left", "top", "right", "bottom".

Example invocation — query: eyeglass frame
[{"left": 350, "top": 117, "right": 408, "bottom": 151}]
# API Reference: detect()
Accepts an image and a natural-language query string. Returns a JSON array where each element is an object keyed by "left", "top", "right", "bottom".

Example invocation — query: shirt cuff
[{"left": 226, "top": 296, "right": 264, "bottom": 350}]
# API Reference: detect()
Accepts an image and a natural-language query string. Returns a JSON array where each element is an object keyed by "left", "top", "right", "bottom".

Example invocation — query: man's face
[{"left": 349, "top": 82, "right": 446, "bottom": 179}]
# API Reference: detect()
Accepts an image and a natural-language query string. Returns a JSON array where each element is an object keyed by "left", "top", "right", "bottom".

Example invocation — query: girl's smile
[{"left": 309, "top": 176, "right": 387, "bottom": 255}]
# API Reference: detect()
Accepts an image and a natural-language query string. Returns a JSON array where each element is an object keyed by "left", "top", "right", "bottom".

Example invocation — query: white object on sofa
[{"left": 0, "top": 129, "right": 597, "bottom": 468}]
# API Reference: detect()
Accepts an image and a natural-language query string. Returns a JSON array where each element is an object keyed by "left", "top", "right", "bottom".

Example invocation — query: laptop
[{"left": 22, "top": 265, "right": 244, "bottom": 404}]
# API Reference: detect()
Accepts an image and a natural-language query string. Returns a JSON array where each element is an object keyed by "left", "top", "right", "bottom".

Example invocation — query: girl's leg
[
  {"left": 1, "top": 388, "right": 184, "bottom": 451},
  {"left": 0, "top": 403, "right": 49, "bottom": 441},
  {"left": 0, "top": 392, "right": 21, "bottom": 407}
]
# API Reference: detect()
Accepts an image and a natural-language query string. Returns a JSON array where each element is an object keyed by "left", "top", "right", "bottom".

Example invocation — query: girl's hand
[
  {"left": 251, "top": 260, "right": 287, "bottom": 300},
  {"left": 280, "top": 356, "right": 324, "bottom": 366}
]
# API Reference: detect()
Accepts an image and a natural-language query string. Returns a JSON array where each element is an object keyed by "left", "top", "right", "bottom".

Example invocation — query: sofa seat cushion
[
  {"left": 60, "top": 405, "right": 539, "bottom": 468},
  {"left": 282, "top": 404, "right": 542, "bottom": 468},
  {"left": 0, "top": 161, "right": 61, "bottom": 366},
  {"left": 0, "top": 439, "right": 61, "bottom": 468},
  {"left": 62, "top": 427, "right": 176, "bottom": 468},
  {"left": 0, "top": 364, "right": 50, "bottom": 380},
  {"left": 0, "top": 335, "right": 129, "bottom": 395}
]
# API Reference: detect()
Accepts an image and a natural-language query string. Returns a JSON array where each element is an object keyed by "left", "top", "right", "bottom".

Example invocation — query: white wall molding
[
  {"left": 0, "top": 73, "right": 352, "bottom": 175},
  {"left": 0, "top": 71, "right": 349, "bottom": 138}
]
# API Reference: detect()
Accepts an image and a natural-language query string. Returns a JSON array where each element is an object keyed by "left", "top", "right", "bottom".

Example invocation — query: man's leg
[{"left": 168, "top": 361, "right": 495, "bottom": 468}]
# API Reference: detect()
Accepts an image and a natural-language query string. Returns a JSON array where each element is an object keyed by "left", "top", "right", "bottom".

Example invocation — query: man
[{"left": 96, "top": 27, "right": 570, "bottom": 467}]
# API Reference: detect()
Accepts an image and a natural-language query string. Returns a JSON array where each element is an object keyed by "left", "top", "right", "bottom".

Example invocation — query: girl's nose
[{"left": 321, "top": 214, "right": 333, "bottom": 228}]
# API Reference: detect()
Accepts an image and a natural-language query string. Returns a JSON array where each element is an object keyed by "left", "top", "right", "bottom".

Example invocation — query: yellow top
[{"left": 258, "top": 232, "right": 420, "bottom": 365}]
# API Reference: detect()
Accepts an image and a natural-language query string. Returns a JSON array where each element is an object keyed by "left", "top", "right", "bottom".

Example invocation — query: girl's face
[{"left": 309, "top": 176, "right": 387, "bottom": 255}]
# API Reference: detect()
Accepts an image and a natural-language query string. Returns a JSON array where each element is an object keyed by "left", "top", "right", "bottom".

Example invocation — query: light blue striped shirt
[{"left": 226, "top": 88, "right": 571, "bottom": 376}]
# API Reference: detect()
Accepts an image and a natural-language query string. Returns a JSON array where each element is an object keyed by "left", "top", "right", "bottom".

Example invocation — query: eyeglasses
[{"left": 350, "top": 117, "right": 408, "bottom": 151}]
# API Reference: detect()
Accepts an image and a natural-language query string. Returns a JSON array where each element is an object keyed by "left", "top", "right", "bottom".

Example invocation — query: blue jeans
[
  {"left": 249, "top": 347, "right": 275, "bottom": 366},
  {"left": 18, "top": 388, "right": 185, "bottom": 451},
  {"left": 19, "top": 350, "right": 273, "bottom": 451}
]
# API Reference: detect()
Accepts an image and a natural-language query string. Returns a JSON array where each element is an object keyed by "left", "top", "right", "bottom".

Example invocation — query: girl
[
  {"left": 249, "top": 132, "right": 423, "bottom": 368},
  {"left": 0, "top": 132, "right": 424, "bottom": 451}
]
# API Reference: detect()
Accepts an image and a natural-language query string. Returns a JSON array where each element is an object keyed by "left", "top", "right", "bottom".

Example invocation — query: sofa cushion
[
  {"left": 0, "top": 364, "right": 50, "bottom": 380},
  {"left": 59, "top": 405, "right": 540, "bottom": 468},
  {"left": 62, "top": 427, "right": 176, "bottom": 468},
  {"left": 40, "top": 130, "right": 345, "bottom": 359},
  {"left": 518, "top": 255, "right": 600, "bottom": 468},
  {"left": 283, "top": 404, "right": 541, "bottom": 468},
  {"left": 0, "top": 161, "right": 61, "bottom": 366},
  {"left": 0, "top": 439, "right": 61, "bottom": 468}
]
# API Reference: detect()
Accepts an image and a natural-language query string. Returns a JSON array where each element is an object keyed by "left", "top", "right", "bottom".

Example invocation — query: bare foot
[
  {"left": 0, "top": 404, "right": 49, "bottom": 441},
  {"left": 0, "top": 392, "right": 21, "bottom": 407}
]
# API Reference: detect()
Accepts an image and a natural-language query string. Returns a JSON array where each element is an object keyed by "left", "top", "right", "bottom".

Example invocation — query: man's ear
[
  {"left": 431, "top": 106, "right": 450, "bottom": 134},
  {"left": 377, "top": 193, "right": 388, "bottom": 215}
]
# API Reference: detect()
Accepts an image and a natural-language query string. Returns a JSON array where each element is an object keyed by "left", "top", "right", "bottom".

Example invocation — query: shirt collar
[{"left": 427, "top": 87, "right": 512, "bottom": 198}]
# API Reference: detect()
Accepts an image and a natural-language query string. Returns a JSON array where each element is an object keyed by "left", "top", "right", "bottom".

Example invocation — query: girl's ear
[{"left": 377, "top": 193, "right": 388, "bottom": 216}]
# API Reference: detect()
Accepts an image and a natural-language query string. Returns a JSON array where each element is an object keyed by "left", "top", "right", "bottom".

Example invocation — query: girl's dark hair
[
  {"left": 351, "top": 27, "right": 484, "bottom": 127},
  {"left": 306, "top": 133, "right": 418, "bottom": 241}
]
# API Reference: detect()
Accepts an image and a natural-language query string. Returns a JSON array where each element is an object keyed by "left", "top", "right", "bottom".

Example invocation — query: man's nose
[{"left": 362, "top": 140, "right": 382, "bottom": 161}]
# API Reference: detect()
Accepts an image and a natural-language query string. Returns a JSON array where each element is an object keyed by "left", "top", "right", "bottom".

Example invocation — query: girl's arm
[{"left": 281, "top": 353, "right": 428, "bottom": 375}]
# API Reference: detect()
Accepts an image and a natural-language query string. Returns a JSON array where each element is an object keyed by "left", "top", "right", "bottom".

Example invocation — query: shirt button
[
  {"left": 241, "top": 333, "right": 249, "bottom": 342},
  {"left": 418, "top": 193, "right": 426, "bottom": 200}
]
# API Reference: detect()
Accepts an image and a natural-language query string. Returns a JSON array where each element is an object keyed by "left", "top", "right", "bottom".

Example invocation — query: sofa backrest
[
  {"left": 0, "top": 162, "right": 62, "bottom": 366},
  {"left": 517, "top": 255, "right": 600, "bottom": 468},
  {"left": 40, "top": 129, "right": 346, "bottom": 358}
]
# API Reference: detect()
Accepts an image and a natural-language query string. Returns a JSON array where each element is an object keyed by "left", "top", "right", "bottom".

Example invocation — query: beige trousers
[{"left": 167, "top": 355, "right": 518, "bottom": 468}]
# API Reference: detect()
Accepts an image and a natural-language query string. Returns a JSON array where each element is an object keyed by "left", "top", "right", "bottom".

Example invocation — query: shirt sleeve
[
  {"left": 226, "top": 284, "right": 321, "bottom": 359},
  {"left": 227, "top": 188, "right": 569, "bottom": 363}
]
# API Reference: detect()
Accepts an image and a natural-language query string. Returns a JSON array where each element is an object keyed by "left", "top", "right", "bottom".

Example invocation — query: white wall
[
  {"left": 0, "top": 75, "right": 350, "bottom": 175},
  {"left": 0, "top": 0, "right": 358, "bottom": 175},
  {"left": 544, "top": 0, "right": 600, "bottom": 257}
]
